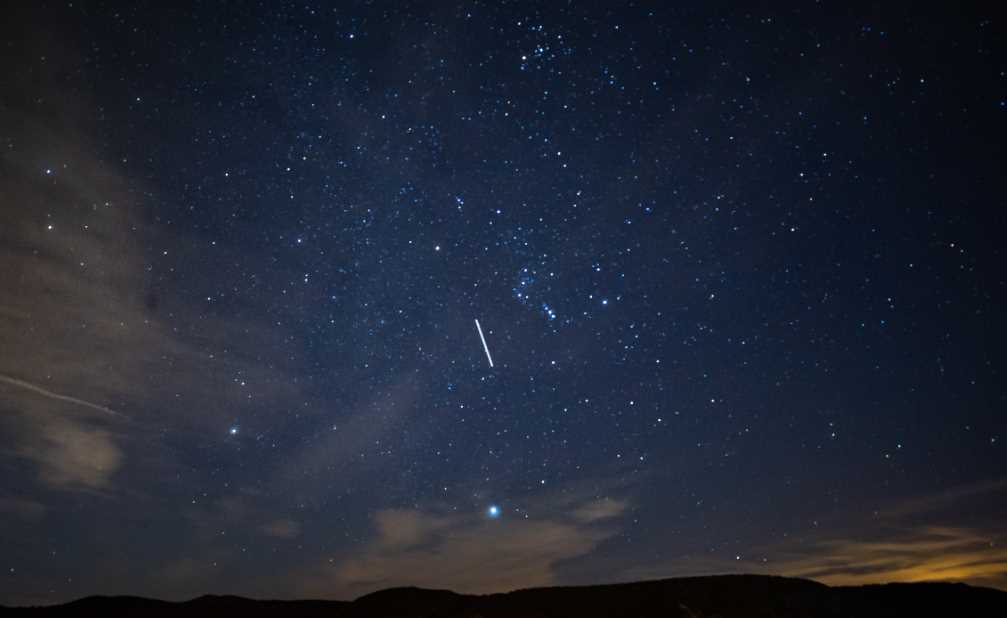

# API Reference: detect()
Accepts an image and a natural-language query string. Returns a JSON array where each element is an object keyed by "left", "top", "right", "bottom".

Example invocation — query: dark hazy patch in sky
[{"left": 1, "top": 2, "right": 1005, "bottom": 605}]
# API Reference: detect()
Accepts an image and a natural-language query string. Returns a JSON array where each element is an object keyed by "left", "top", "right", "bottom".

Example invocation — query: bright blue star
[
  {"left": 228, "top": 426, "right": 239, "bottom": 436},
  {"left": 487, "top": 505, "right": 501, "bottom": 518}
]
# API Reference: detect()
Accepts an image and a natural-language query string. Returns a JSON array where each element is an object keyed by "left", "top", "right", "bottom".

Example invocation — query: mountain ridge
[{"left": 3, "top": 574, "right": 1004, "bottom": 617}]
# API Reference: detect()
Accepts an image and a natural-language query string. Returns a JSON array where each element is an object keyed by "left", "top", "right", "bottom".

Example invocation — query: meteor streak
[
  {"left": 474, "top": 319, "right": 494, "bottom": 368},
  {"left": 0, "top": 374, "right": 125, "bottom": 418}
]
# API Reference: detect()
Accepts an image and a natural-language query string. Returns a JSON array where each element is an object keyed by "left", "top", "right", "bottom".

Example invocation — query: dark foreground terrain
[{"left": 3, "top": 574, "right": 1004, "bottom": 617}]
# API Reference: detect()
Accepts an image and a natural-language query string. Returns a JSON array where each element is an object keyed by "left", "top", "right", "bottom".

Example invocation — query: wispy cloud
[
  {"left": 19, "top": 413, "right": 123, "bottom": 490},
  {"left": 573, "top": 498, "right": 629, "bottom": 523},
  {"left": 0, "top": 495, "right": 47, "bottom": 519},
  {"left": 877, "top": 478, "right": 1007, "bottom": 520},
  {"left": 260, "top": 519, "right": 301, "bottom": 539},
  {"left": 0, "top": 98, "right": 314, "bottom": 494}
]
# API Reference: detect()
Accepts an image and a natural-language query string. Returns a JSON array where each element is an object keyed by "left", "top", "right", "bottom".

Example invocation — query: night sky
[{"left": 1, "top": 1, "right": 1005, "bottom": 606}]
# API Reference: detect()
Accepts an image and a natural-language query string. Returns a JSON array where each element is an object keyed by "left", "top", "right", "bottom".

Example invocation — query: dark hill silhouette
[{"left": 3, "top": 574, "right": 1004, "bottom": 617}]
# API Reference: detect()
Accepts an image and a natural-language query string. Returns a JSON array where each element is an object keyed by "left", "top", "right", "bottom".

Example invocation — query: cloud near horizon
[
  {"left": 621, "top": 480, "right": 1007, "bottom": 592},
  {"left": 770, "top": 525, "right": 1007, "bottom": 590},
  {"left": 296, "top": 496, "right": 629, "bottom": 597}
]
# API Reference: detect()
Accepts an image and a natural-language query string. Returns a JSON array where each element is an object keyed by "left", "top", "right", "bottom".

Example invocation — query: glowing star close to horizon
[{"left": 487, "top": 505, "right": 501, "bottom": 518}]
